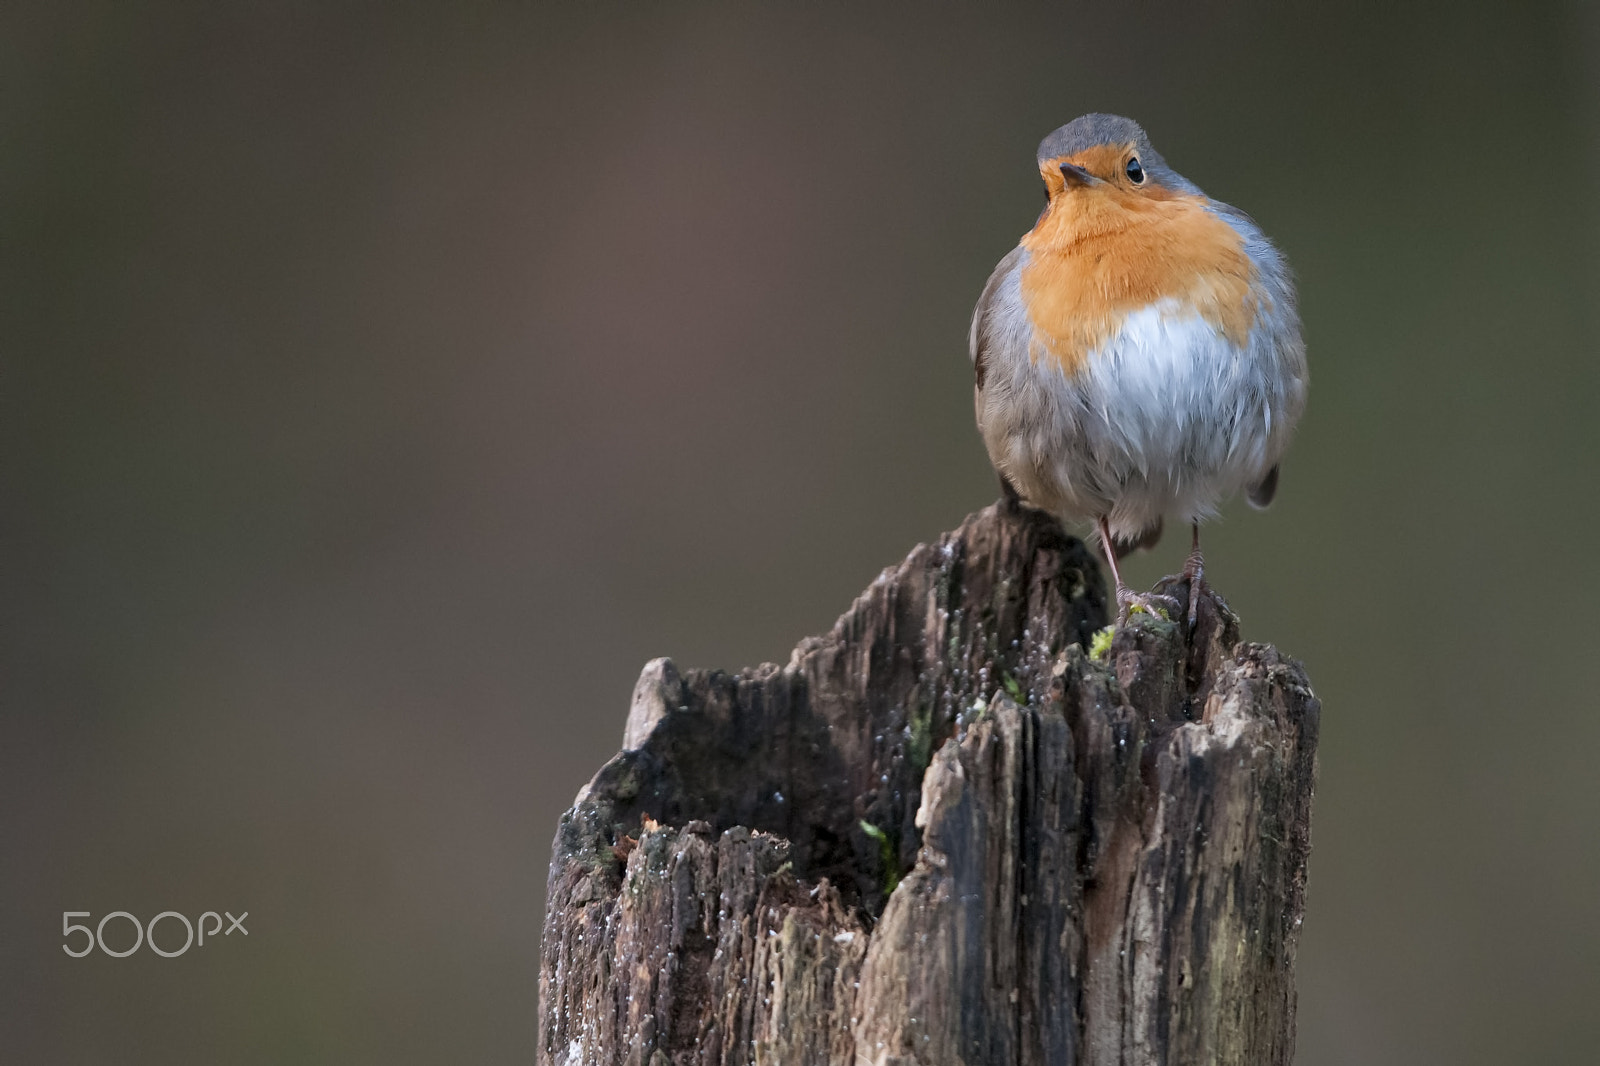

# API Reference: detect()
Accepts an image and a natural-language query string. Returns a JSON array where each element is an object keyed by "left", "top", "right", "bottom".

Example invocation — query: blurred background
[{"left": 4, "top": 1, "right": 1598, "bottom": 1061}]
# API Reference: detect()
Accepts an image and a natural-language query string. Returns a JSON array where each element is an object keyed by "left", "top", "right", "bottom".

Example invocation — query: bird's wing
[{"left": 969, "top": 245, "right": 1026, "bottom": 390}]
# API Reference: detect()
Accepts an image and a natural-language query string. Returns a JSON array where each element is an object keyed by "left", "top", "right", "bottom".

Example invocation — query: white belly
[{"left": 976, "top": 287, "right": 1306, "bottom": 541}]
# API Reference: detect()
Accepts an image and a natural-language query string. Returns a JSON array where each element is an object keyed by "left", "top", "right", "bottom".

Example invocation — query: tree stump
[{"left": 538, "top": 502, "right": 1319, "bottom": 1065}]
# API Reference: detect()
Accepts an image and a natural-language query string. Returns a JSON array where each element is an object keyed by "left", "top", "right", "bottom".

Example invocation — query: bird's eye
[{"left": 1126, "top": 157, "right": 1145, "bottom": 184}]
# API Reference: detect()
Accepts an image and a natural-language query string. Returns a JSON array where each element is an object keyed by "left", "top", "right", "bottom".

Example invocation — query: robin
[{"left": 970, "top": 113, "right": 1307, "bottom": 625}]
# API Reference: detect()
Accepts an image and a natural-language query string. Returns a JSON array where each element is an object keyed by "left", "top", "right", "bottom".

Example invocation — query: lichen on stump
[{"left": 538, "top": 502, "right": 1319, "bottom": 1066}]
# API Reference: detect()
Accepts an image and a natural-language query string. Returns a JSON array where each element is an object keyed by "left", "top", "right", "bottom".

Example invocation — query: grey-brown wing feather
[{"left": 969, "top": 245, "right": 1026, "bottom": 391}]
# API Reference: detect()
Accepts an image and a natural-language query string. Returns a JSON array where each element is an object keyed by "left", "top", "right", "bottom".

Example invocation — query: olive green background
[{"left": 4, "top": 2, "right": 1598, "bottom": 1061}]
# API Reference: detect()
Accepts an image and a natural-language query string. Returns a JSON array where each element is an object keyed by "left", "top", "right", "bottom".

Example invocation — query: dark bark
[{"left": 538, "top": 501, "right": 1319, "bottom": 1065}]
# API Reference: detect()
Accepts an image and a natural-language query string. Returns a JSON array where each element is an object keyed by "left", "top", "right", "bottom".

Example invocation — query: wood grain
[{"left": 538, "top": 501, "right": 1318, "bottom": 1065}]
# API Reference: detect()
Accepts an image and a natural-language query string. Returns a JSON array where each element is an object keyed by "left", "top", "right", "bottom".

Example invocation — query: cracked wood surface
[{"left": 538, "top": 502, "right": 1318, "bottom": 1065}]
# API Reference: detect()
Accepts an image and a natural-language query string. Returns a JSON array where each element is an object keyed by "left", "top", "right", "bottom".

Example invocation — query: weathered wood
[{"left": 538, "top": 501, "right": 1318, "bottom": 1065}]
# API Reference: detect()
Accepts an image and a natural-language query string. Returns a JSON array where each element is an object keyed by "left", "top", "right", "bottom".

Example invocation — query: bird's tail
[{"left": 1247, "top": 464, "right": 1280, "bottom": 509}]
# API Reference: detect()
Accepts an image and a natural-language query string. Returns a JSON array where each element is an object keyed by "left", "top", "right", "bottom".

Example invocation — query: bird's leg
[
  {"left": 1097, "top": 516, "right": 1132, "bottom": 620},
  {"left": 1183, "top": 521, "right": 1206, "bottom": 631}
]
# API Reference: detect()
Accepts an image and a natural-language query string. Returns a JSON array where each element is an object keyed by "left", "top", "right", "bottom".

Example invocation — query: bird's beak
[{"left": 1058, "top": 162, "right": 1098, "bottom": 188}]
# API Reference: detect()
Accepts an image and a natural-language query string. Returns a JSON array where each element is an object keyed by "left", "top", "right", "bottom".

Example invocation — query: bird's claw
[{"left": 1115, "top": 587, "right": 1183, "bottom": 625}]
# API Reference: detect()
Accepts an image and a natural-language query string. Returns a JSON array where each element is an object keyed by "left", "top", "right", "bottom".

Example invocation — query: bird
[{"left": 969, "top": 113, "right": 1306, "bottom": 627}]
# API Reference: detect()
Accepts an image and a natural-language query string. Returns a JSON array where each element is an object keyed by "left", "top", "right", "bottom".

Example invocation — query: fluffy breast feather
[
  {"left": 1017, "top": 189, "right": 1261, "bottom": 378},
  {"left": 969, "top": 205, "right": 1306, "bottom": 535}
]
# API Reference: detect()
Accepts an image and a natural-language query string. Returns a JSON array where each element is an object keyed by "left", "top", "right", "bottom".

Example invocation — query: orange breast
[{"left": 1018, "top": 179, "right": 1260, "bottom": 377}]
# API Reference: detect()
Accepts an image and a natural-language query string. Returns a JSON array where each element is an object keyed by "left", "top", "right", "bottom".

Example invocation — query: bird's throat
[{"left": 1019, "top": 191, "right": 1261, "bottom": 377}]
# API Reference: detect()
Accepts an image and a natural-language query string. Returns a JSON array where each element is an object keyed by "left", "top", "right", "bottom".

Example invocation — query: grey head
[{"left": 1035, "top": 113, "right": 1198, "bottom": 195}]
